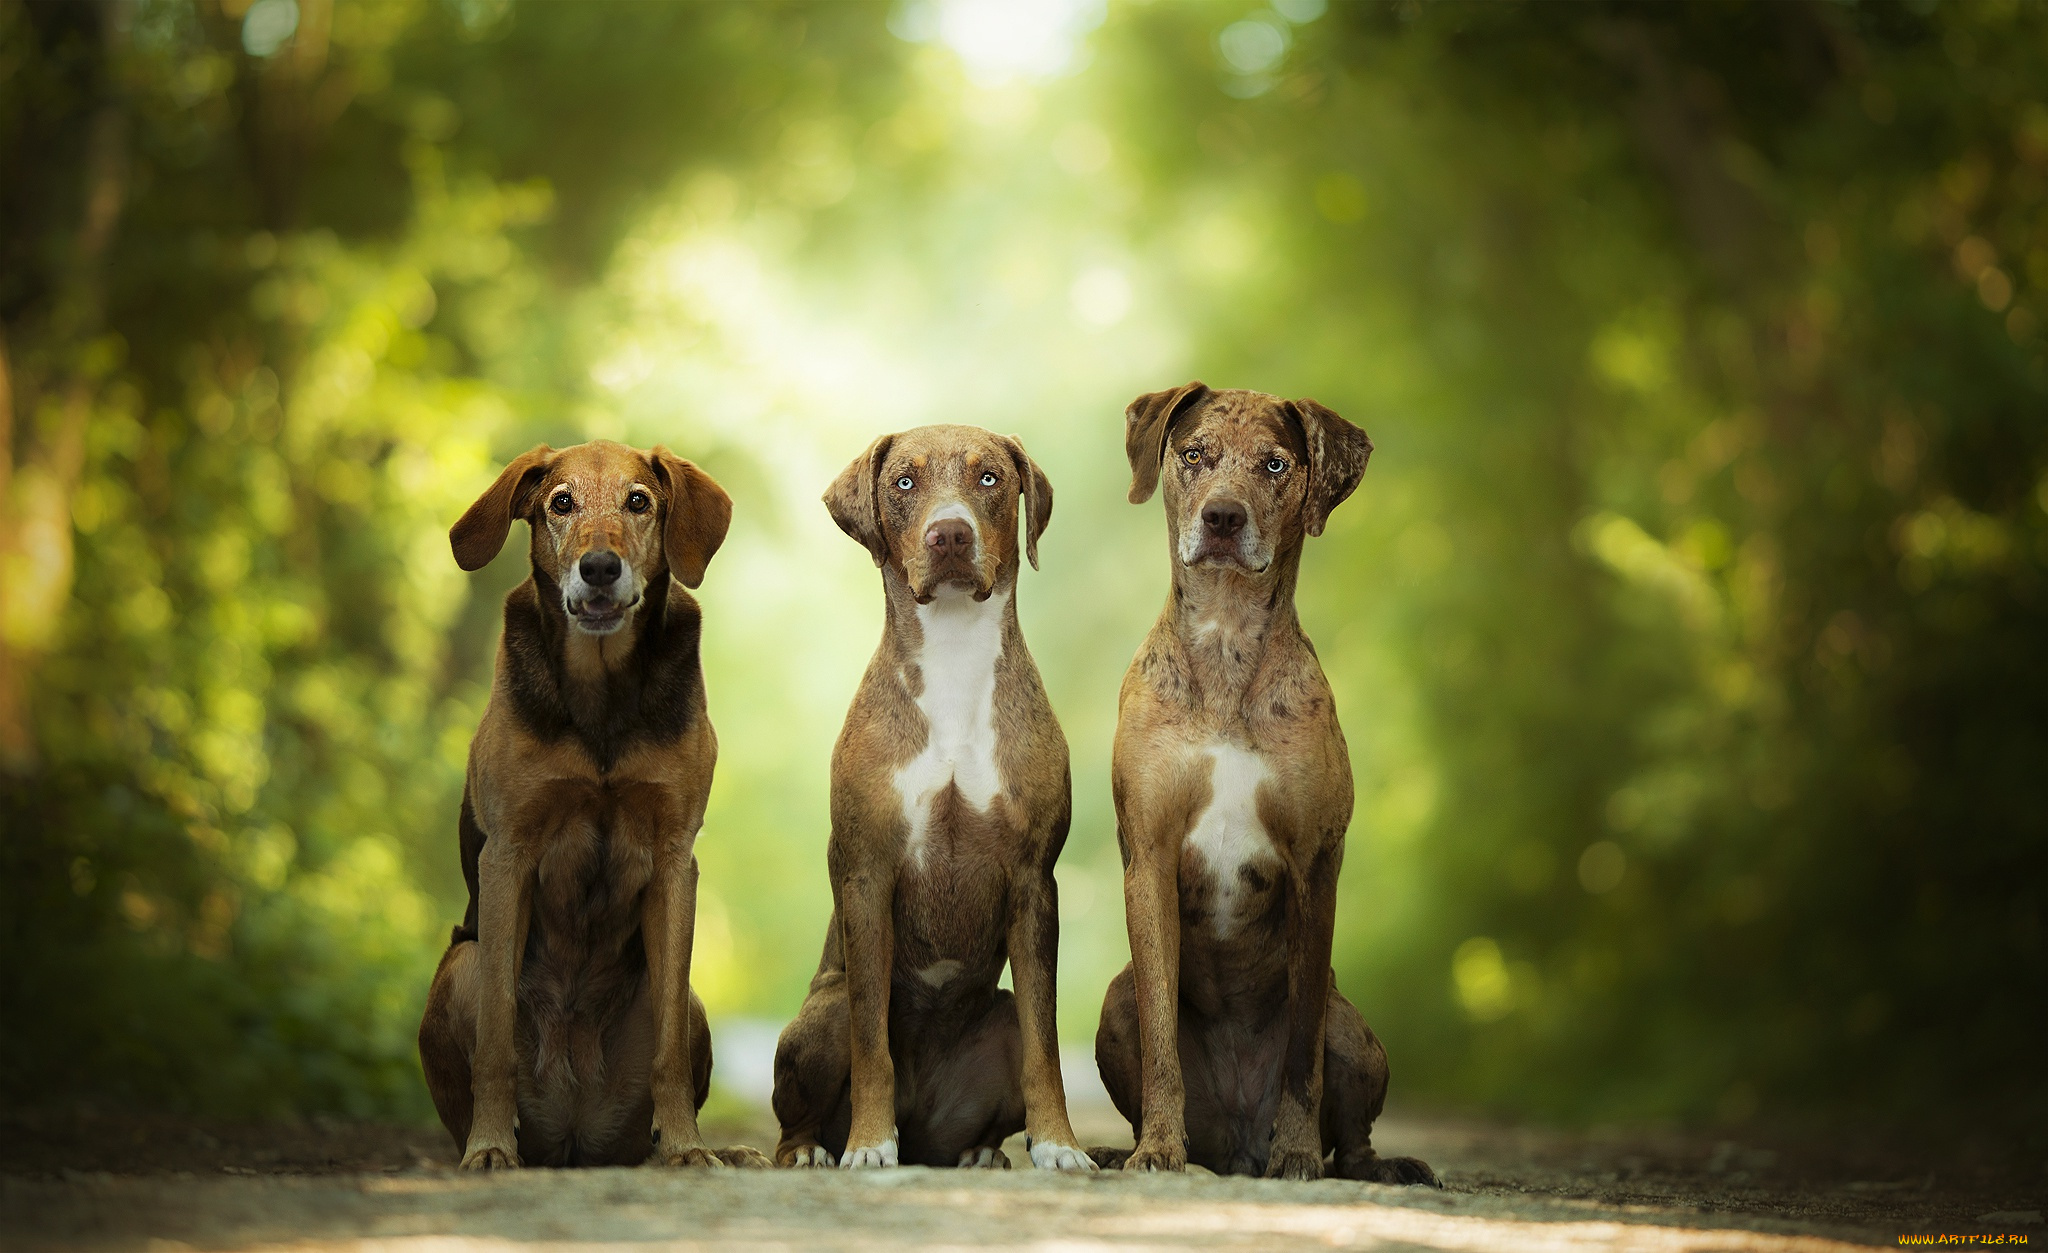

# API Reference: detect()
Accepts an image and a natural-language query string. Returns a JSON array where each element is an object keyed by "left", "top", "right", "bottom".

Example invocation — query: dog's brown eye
[
  {"left": 1182, "top": 448, "right": 1202, "bottom": 466},
  {"left": 979, "top": 472, "right": 998, "bottom": 487},
  {"left": 626, "top": 490, "right": 650, "bottom": 514},
  {"left": 550, "top": 491, "right": 574, "bottom": 515},
  {"left": 1266, "top": 457, "right": 1287, "bottom": 474},
  {"left": 896, "top": 475, "right": 915, "bottom": 491}
]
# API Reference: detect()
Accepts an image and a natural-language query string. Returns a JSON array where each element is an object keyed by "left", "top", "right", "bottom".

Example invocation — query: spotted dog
[
  {"left": 1092, "top": 385, "right": 1437, "bottom": 1185},
  {"left": 770, "top": 425, "right": 1092, "bottom": 1173}
]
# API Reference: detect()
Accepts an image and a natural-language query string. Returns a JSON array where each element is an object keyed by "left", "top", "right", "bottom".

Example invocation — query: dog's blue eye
[
  {"left": 896, "top": 476, "right": 915, "bottom": 490},
  {"left": 979, "top": 472, "right": 998, "bottom": 487},
  {"left": 550, "top": 492, "right": 574, "bottom": 515},
  {"left": 626, "top": 491, "right": 650, "bottom": 513},
  {"left": 1266, "top": 457, "right": 1287, "bottom": 474}
]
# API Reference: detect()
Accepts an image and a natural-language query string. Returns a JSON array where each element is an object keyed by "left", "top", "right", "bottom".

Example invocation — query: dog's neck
[
  {"left": 561, "top": 615, "right": 644, "bottom": 689},
  {"left": 879, "top": 566, "right": 1018, "bottom": 666},
  {"left": 532, "top": 567, "right": 660, "bottom": 712},
  {"left": 1165, "top": 545, "right": 1304, "bottom": 707}
]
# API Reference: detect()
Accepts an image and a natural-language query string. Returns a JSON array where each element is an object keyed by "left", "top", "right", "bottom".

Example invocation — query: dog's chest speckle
[
  {"left": 894, "top": 590, "right": 1006, "bottom": 864},
  {"left": 1182, "top": 742, "right": 1279, "bottom": 938}
]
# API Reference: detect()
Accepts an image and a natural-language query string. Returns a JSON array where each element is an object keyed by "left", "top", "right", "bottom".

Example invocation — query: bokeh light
[{"left": 3, "top": 0, "right": 2042, "bottom": 1136}]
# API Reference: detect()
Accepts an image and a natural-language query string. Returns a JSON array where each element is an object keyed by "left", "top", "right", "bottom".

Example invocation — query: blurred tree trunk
[
  {"left": 0, "top": 325, "right": 16, "bottom": 766},
  {"left": 0, "top": 0, "right": 127, "bottom": 772}
]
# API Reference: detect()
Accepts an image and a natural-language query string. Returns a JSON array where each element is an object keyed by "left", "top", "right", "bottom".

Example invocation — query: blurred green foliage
[{"left": 2, "top": 0, "right": 2041, "bottom": 1133}]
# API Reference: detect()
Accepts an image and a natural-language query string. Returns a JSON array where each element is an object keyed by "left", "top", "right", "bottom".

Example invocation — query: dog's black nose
[
  {"left": 925, "top": 518, "right": 974, "bottom": 555},
  {"left": 1201, "top": 500, "right": 1247, "bottom": 538},
  {"left": 579, "top": 550, "right": 623, "bottom": 587}
]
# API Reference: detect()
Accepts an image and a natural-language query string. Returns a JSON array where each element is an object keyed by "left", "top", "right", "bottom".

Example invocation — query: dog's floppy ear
[
  {"left": 450, "top": 444, "right": 553, "bottom": 572},
  {"left": 650, "top": 448, "right": 732, "bottom": 589},
  {"left": 1289, "top": 398, "right": 1374, "bottom": 538},
  {"left": 1001, "top": 435, "right": 1054, "bottom": 570},
  {"left": 1124, "top": 381, "right": 1210, "bottom": 504},
  {"left": 823, "top": 434, "right": 894, "bottom": 567}
]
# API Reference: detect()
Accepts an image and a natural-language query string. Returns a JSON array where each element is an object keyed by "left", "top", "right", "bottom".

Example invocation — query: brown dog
[
  {"left": 416, "top": 439, "right": 766, "bottom": 1170},
  {"left": 1092, "top": 385, "right": 1437, "bottom": 1184},
  {"left": 769, "top": 425, "right": 1093, "bottom": 1172}
]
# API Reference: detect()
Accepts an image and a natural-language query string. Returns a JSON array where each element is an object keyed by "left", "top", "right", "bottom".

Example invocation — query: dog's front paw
[
  {"left": 1087, "top": 1146, "right": 1133, "bottom": 1170},
  {"left": 716, "top": 1145, "right": 773, "bottom": 1169},
  {"left": 1028, "top": 1140, "right": 1097, "bottom": 1172},
  {"left": 459, "top": 1140, "right": 520, "bottom": 1171},
  {"left": 957, "top": 1146, "right": 1010, "bottom": 1169},
  {"left": 779, "top": 1144, "right": 836, "bottom": 1168},
  {"left": 839, "top": 1133, "right": 899, "bottom": 1169},
  {"left": 649, "top": 1140, "right": 725, "bottom": 1169},
  {"left": 1264, "top": 1144, "right": 1324, "bottom": 1181},
  {"left": 1123, "top": 1137, "right": 1186, "bottom": 1173}
]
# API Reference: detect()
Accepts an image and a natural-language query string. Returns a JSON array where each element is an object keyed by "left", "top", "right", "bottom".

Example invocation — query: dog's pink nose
[
  {"left": 925, "top": 518, "right": 974, "bottom": 555},
  {"left": 1201, "top": 500, "right": 1247, "bottom": 539}
]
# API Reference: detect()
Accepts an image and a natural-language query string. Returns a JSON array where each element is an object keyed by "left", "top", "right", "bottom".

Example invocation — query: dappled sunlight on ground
[{"left": 5, "top": 1106, "right": 2039, "bottom": 1250}]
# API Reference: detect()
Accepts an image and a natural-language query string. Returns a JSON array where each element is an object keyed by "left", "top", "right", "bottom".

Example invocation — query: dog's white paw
[
  {"left": 1029, "top": 1140, "right": 1097, "bottom": 1172},
  {"left": 957, "top": 1146, "right": 1010, "bottom": 1169},
  {"left": 783, "top": 1144, "right": 836, "bottom": 1168},
  {"left": 839, "top": 1134, "right": 899, "bottom": 1169}
]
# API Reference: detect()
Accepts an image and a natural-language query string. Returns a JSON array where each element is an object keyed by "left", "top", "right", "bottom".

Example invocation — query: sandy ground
[{"left": 1, "top": 1101, "right": 2041, "bottom": 1251}]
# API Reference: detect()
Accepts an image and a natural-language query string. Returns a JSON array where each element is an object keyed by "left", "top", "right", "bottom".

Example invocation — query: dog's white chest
[
  {"left": 1183, "top": 742, "right": 1276, "bottom": 937},
  {"left": 894, "top": 590, "right": 1006, "bottom": 862}
]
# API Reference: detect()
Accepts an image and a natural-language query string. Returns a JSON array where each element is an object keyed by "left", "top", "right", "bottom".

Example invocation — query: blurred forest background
[{"left": 2, "top": 0, "right": 2043, "bottom": 1139}]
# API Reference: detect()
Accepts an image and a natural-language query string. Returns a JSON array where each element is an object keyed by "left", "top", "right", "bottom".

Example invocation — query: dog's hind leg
[
  {"left": 1321, "top": 988, "right": 1438, "bottom": 1187},
  {"left": 418, "top": 940, "right": 481, "bottom": 1157},
  {"left": 771, "top": 974, "right": 854, "bottom": 1167}
]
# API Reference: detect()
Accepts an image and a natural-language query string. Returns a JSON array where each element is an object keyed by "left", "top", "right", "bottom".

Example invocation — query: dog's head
[
  {"left": 824, "top": 424, "right": 1053, "bottom": 604},
  {"left": 1123, "top": 382, "right": 1372, "bottom": 573},
  {"left": 449, "top": 439, "right": 732, "bottom": 634}
]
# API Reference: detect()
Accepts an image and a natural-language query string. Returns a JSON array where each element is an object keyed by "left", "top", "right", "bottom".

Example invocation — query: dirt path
[{"left": 1, "top": 1107, "right": 2040, "bottom": 1251}]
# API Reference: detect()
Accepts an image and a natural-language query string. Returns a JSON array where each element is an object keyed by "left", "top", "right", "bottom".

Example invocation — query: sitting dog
[
  {"left": 1092, "top": 385, "right": 1437, "bottom": 1184},
  {"left": 417, "top": 439, "right": 766, "bottom": 1169},
  {"left": 770, "top": 425, "right": 1093, "bottom": 1172}
]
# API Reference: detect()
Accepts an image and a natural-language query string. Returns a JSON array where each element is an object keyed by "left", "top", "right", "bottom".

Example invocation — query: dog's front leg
[
  {"left": 1008, "top": 859, "right": 1093, "bottom": 1171},
  {"left": 836, "top": 864, "right": 898, "bottom": 1168},
  {"left": 463, "top": 834, "right": 536, "bottom": 1171},
  {"left": 1122, "top": 838, "right": 1187, "bottom": 1172},
  {"left": 1267, "top": 844, "right": 1340, "bottom": 1180},
  {"left": 644, "top": 835, "right": 717, "bottom": 1168}
]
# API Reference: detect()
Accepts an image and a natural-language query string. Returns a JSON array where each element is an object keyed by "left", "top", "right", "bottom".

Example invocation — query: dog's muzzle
[
  {"left": 913, "top": 512, "right": 992, "bottom": 602},
  {"left": 1181, "top": 496, "right": 1270, "bottom": 572},
  {"left": 563, "top": 548, "right": 643, "bottom": 634}
]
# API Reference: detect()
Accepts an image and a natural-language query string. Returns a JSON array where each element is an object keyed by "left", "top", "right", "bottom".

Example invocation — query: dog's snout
[
  {"left": 578, "top": 549, "right": 623, "bottom": 588},
  {"left": 925, "top": 518, "right": 974, "bottom": 556},
  {"left": 1201, "top": 500, "right": 1248, "bottom": 539}
]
